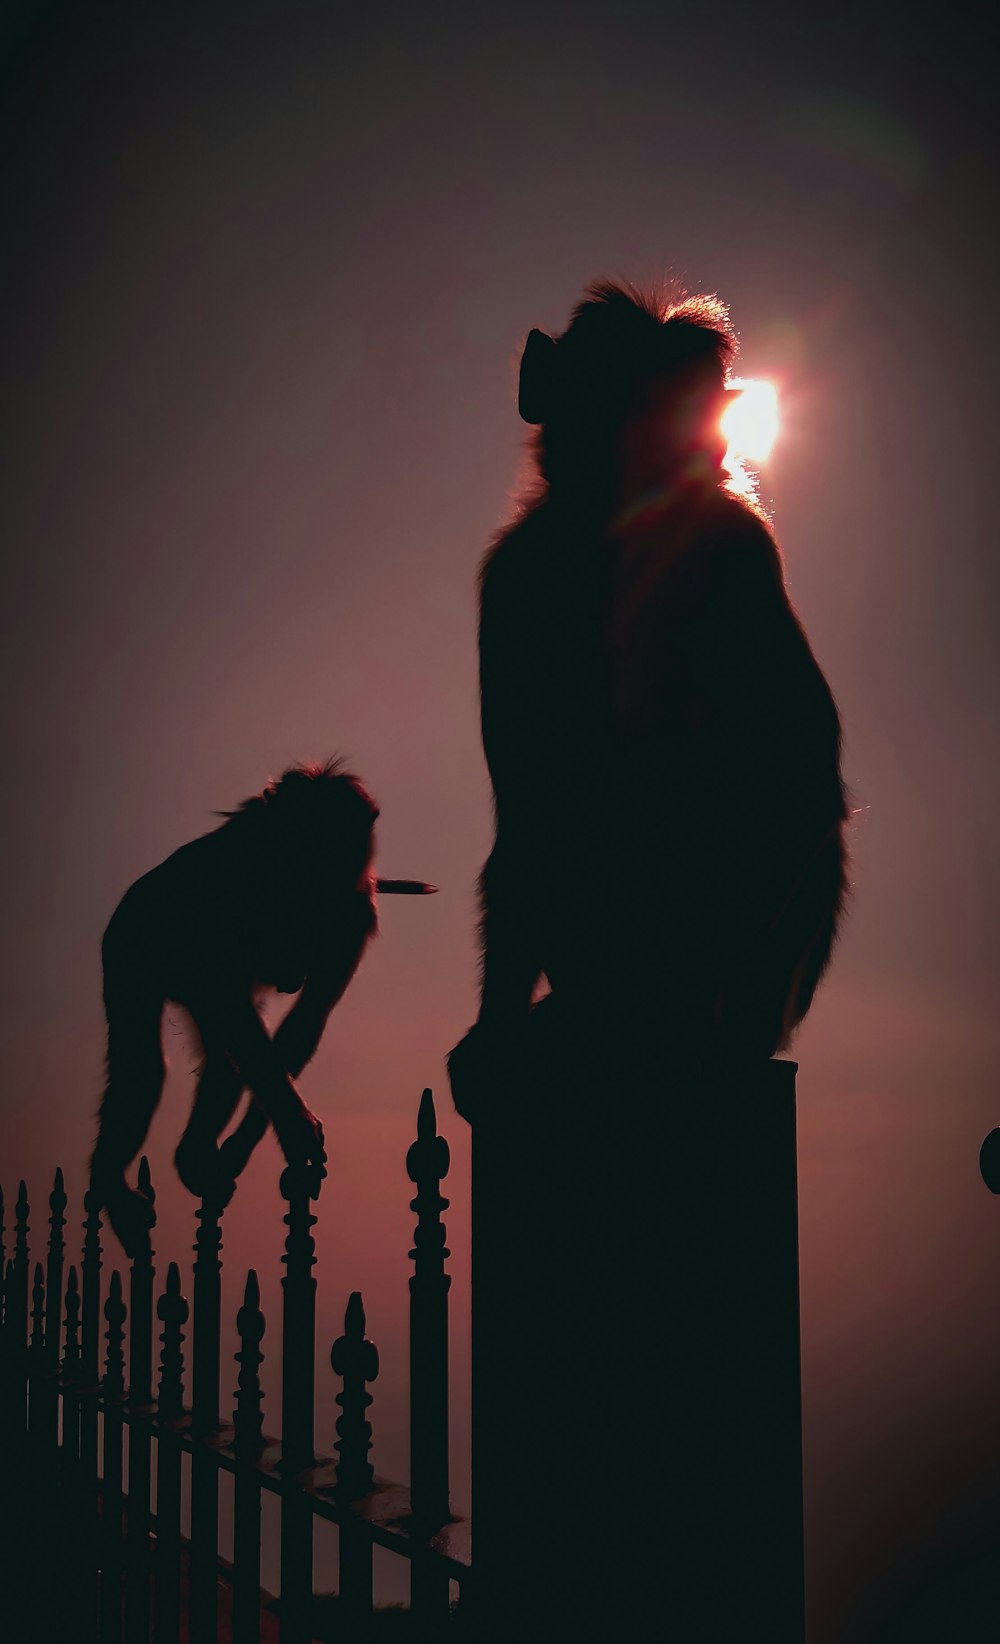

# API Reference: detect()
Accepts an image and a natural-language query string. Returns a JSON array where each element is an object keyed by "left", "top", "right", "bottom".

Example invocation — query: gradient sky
[{"left": 2, "top": 4, "right": 999, "bottom": 1636}]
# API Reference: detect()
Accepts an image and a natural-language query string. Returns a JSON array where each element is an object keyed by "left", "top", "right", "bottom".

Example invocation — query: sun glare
[{"left": 721, "top": 378, "right": 779, "bottom": 467}]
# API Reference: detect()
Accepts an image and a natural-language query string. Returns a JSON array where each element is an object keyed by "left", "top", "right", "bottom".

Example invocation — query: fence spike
[
  {"left": 63, "top": 1264, "right": 82, "bottom": 1378},
  {"left": 154, "top": 1262, "right": 187, "bottom": 1642},
  {"left": 81, "top": 1190, "right": 103, "bottom": 1379},
  {"left": 30, "top": 1261, "right": 46, "bottom": 1356},
  {"left": 279, "top": 1161, "right": 319, "bottom": 1468},
  {"left": 104, "top": 1271, "right": 127, "bottom": 1397},
  {"left": 156, "top": 1261, "right": 188, "bottom": 1419},
  {"left": 279, "top": 1164, "right": 319, "bottom": 1631},
  {"left": 2, "top": 1257, "right": 12, "bottom": 1334},
  {"left": 126, "top": 1161, "right": 157, "bottom": 1640},
  {"left": 14, "top": 1181, "right": 29, "bottom": 1301},
  {"left": 332, "top": 1290, "right": 379, "bottom": 1501},
  {"left": 407, "top": 1087, "right": 452, "bottom": 1535},
  {"left": 192, "top": 1195, "right": 224, "bottom": 1430},
  {"left": 190, "top": 1194, "right": 226, "bottom": 1641},
  {"left": 79, "top": 1188, "right": 104, "bottom": 1501},
  {"left": 102, "top": 1273, "right": 128, "bottom": 1633},
  {"left": 46, "top": 1167, "right": 67, "bottom": 1374},
  {"left": 233, "top": 1268, "right": 266, "bottom": 1453},
  {"left": 129, "top": 1158, "right": 157, "bottom": 1405},
  {"left": 0, "top": 1182, "right": 5, "bottom": 1285}
]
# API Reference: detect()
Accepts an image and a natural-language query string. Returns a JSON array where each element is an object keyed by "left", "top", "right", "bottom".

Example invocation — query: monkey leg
[
  {"left": 175, "top": 1049, "right": 244, "bottom": 1200},
  {"left": 92, "top": 984, "right": 166, "bottom": 1256}
]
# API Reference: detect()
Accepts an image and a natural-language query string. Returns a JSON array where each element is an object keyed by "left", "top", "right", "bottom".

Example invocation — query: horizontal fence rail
[{"left": 0, "top": 1088, "right": 470, "bottom": 1642}]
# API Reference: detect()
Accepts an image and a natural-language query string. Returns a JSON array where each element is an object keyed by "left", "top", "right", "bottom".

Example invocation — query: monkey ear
[{"left": 518, "top": 329, "right": 558, "bottom": 424}]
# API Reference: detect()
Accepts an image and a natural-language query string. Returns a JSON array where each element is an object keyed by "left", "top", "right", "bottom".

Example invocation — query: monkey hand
[
  {"left": 275, "top": 1102, "right": 328, "bottom": 1178},
  {"left": 447, "top": 1018, "right": 529, "bottom": 1124}
]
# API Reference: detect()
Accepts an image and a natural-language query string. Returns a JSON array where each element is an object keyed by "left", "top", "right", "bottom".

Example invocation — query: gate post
[{"left": 471, "top": 1050, "right": 805, "bottom": 1642}]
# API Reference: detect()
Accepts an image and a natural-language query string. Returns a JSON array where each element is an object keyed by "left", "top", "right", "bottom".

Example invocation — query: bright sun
[{"left": 721, "top": 378, "right": 779, "bottom": 467}]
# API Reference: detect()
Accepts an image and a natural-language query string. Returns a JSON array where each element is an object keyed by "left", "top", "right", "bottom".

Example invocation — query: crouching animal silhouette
[{"left": 91, "top": 760, "right": 433, "bottom": 1253}]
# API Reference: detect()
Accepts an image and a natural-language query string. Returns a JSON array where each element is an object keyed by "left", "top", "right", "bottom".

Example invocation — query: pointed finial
[
  {"left": 346, "top": 1291, "right": 367, "bottom": 1341},
  {"left": 418, "top": 1088, "right": 436, "bottom": 1140},
  {"left": 233, "top": 1268, "right": 266, "bottom": 1452},
  {"left": 407, "top": 1089, "right": 450, "bottom": 1186},
  {"left": 156, "top": 1261, "right": 189, "bottom": 1418},
  {"left": 332, "top": 1290, "right": 379, "bottom": 1500}
]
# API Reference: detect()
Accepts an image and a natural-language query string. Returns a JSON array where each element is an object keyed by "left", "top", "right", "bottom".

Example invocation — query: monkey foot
[{"left": 175, "top": 1136, "right": 238, "bottom": 1207}]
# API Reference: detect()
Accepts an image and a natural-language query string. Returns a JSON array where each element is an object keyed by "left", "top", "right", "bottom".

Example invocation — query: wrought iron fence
[{"left": 0, "top": 1087, "right": 469, "bottom": 1642}]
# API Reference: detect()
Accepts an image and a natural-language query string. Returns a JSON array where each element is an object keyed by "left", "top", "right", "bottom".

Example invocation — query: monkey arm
[
  {"left": 272, "top": 956, "right": 363, "bottom": 1075},
  {"left": 186, "top": 991, "right": 326, "bottom": 1174},
  {"left": 265, "top": 888, "right": 377, "bottom": 1074},
  {"left": 475, "top": 547, "right": 546, "bottom": 1023},
  {"left": 216, "top": 973, "right": 353, "bottom": 1175},
  {"left": 216, "top": 895, "right": 377, "bottom": 1173},
  {"left": 213, "top": 977, "right": 346, "bottom": 1173},
  {"left": 476, "top": 833, "right": 543, "bottom": 1022}
]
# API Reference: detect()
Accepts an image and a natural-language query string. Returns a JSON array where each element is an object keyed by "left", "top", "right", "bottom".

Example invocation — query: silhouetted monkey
[
  {"left": 449, "top": 281, "right": 848, "bottom": 1109},
  {"left": 91, "top": 761, "right": 432, "bottom": 1254}
]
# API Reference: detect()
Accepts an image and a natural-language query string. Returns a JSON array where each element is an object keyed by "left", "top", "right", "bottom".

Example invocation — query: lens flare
[{"left": 721, "top": 378, "right": 779, "bottom": 466}]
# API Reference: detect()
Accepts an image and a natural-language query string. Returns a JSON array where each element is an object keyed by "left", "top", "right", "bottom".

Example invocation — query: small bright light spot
[{"left": 721, "top": 378, "right": 779, "bottom": 466}]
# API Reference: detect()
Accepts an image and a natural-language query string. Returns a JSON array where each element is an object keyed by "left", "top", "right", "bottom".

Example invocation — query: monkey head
[
  {"left": 229, "top": 762, "right": 379, "bottom": 990},
  {"left": 518, "top": 282, "right": 735, "bottom": 511}
]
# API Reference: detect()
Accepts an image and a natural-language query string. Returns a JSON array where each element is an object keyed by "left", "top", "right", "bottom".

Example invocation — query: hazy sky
[{"left": 2, "top": 4, "right": 999, "bottom": 1636}]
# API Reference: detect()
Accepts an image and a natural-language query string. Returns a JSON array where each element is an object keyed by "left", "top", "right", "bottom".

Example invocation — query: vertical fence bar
[
  {"left": 331, "top": 1291, "right": 378, "bottom": 1620},
  {"left": 233, "top": 1269, "right": 266, "bottom": 1644},
  {"left": 190, "top": 1193, "right": 224, "bottom": 1644},
  {"left": 126, "top": 1158, "right": 156, "bottom": 1644},
  {"left": 0, "top": 1258, "right": 13, "bottom": 1416},
  {"left": 154, "top": 1263, "right": 188, "bottom": 1644},
  {"left": 28, "top": 1261, "right": 46, "bottom": 1448},
  {"left": 62, "top": 1264, "right": 83, "bottom": 1466},
  {"left": 81, "top": 1191, "right": 105, "bottom": 1635},
  {"left": 45, "top": 1166, "right": 67, "bottom": 1469},
  {"left": 81, "top": 1191, "right": 104, "bottom": 1467},
  {"left": 13, "top": 1181, "right": 30, "bottom": 1436},
  {"left": 407, "top": 1088, "right": 453, "bottom": 1623},
  {"left": 279, "top": 1162, "right": 320, "bottom": 1644},
  {"left": 62, "top": 1264, "right": 96, "bottom": 1643},
  {"left": 101, "top": 1271, "right": 128, "bottom": 1644}
]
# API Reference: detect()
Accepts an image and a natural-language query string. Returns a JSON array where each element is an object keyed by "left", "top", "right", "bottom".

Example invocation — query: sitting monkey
[{"left": 90, "top": 760, "right": 433, "bottom": 1253}]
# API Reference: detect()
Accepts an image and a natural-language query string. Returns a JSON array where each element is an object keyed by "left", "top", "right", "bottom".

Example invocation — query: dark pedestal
[{"left": 471, "top": 1045, "right": 805, "bottom": 1641}]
